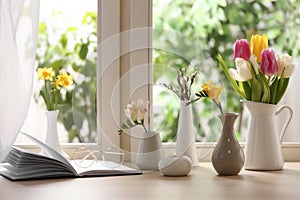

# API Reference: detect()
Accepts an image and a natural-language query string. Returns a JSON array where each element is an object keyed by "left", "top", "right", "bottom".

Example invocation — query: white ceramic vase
[
  {"left": 136, "top": 131, "right": 164, "bottom": 171},
  {"left": 176, "top": 101, "right": 198, "bottom": 166},
  {"left": 45, "top": 110, "right": 68, "bottom": 158},
  {"left": 243, "top": 101, "right": 293, "bottom": 170}
]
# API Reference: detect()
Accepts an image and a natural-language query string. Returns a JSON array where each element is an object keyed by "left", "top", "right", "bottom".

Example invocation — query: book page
[
  {"left": 20, "top": 132, "right": 76, "bottom": 174},
  {"left": 69, "top": 160, "right": 141, "bottom": 176},
  {"left": 17, "top": 132, "right": 141, "bottom": 178}
]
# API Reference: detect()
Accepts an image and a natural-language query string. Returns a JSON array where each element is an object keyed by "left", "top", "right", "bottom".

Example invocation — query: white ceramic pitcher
[{"left": 243, "top": 101, "right": 293, "bottom": 170}]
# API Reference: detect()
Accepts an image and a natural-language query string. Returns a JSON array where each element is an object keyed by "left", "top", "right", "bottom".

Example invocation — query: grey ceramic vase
[
  {"left": 212, "top": 112, "right": 244, "bottom": 176},
  {"left": 136, "top": 131, "right": 164, "bottom": 171}
]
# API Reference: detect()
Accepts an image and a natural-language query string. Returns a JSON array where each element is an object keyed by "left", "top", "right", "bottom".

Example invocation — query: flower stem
[
  {"left": 44, "top": 80, "right": 51, "bottom": 110},
  {"left": 213, "top": 99, "right": 223, "bottom": 115},
  {"left": 186, "top": 97, "right": 201, "bottom": 106},
  {"left": 267, "top": 76, "right": 271, "bottom": 85},
  {"left": 217, "top": 54, "right": 246, "bottom": 99},
  {"left": 142, "top": 124, "right": 148, "bottom": 133}
]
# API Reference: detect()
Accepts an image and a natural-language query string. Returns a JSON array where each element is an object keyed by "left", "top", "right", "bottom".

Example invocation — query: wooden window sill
[
  {"left": 15, "top": 142, "right": 300, "bottom": 162},
  {"left": 1, "top": 162, "right": 300, "bottom": 199}
]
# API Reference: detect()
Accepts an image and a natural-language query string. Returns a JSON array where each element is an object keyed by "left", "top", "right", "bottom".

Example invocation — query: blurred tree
[
  {"left": 153, "top": 0, "right": 300, "bottom": 142},
  {"left": 36, "top": 11, "right": 97, "bottom": 142},
  {"left": 36, "top": 1, "right": 300, "bottom": 143}
]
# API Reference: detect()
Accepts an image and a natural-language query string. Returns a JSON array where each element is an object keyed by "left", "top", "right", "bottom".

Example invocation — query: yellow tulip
[
  {"left": 38, "top": 67, "right": 55, "bottom": 81},
  {"left": 250, "top": 34, "right": 268, "bottom": 62}
]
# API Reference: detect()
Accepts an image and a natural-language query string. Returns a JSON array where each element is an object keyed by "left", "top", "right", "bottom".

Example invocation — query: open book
[{"left": 0, "top": 132, "right": 141, "bottom": 181}]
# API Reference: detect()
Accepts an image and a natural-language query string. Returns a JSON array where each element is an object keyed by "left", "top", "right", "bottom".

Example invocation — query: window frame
[
  {"left": 97, "top": 0, "right": 153, "bottom": 161},
  {"left": 15, "top": 0, "right": 300, "bottom": 162}
]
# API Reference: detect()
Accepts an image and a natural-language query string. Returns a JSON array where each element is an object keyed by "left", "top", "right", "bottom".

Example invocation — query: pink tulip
[
  {"left": 234, "top": 39, "right": 251, "bottom": 61},
  {"left": 260, "top": 49, "right": 279, "bottom": 76}
]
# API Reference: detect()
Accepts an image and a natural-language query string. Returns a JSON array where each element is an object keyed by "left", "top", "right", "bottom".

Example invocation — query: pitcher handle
[{"left": 275, "top": 105, "right": 293, "bottom": 143}]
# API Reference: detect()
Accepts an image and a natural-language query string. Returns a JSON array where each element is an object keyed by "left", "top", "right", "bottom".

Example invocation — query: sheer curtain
[{"left": 0, "top": 0, "right": 39, "bottom": 162}]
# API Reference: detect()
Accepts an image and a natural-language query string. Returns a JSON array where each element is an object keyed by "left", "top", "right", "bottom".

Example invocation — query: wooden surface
[{"left": 1, "top": 162, "right": 300, "bottom": 200}]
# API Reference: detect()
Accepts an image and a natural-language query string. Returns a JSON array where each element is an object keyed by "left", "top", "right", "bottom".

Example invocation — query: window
[
  {"left": 98, "top": 0, "right": 153, "bottom": 156},
  {"left": 152, "top": 0, "right": 300, "bottom": 143},
  {"left": 19, "top": 0, "right": 97, "bottom": 144},
  {"left": 16, "top": 0, "right": 300, "bottom": 162}
]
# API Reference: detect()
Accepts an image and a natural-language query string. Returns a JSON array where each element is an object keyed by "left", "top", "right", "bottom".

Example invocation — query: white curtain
[{"left": 0, "top": 0, "right": 39, "bottom": 162}]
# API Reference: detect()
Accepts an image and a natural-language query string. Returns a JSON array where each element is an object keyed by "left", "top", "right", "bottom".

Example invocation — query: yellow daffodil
[
  {"left": 250, "top": 34, "right": 268, "bottom": 62},
  {"left": 56, "top": 72, "right": 73, "bottom": 88},
  {"left": 38, "top": 64, "right": 74, "bottom": 111},
  {"left": 53, "top": 79, "right": 61, "bottom": 89},
  {"left": 201, "top": 80, "right": 223, "bottom": 104},
  {"left": 189, "top": 80, "right": 223, "bottom": 114},
  {"left": 38, "top": 67, "right": 55, "bottom": 81}
]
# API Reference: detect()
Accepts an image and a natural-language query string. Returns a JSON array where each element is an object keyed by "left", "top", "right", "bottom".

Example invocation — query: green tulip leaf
[
  {"left": 270, "top": 77, "right": 279, "bottom": 104},
  {"left": 259, "top": 74, "right": 270, "bottom": 103},
  {"left": 250, "top": 77, "right": 261, "bottom": 102},
  {"left": 242, "top": 81, "right": 251, "bottom": 100},
  {"left": 275, "top": 78, "right": 289, "bottom": 104},
  {"left": 217, "top": 54, "right": 246, "bottom": 99}
]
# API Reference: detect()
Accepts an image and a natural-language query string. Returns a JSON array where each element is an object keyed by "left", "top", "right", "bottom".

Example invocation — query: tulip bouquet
[
  {"left": 38, "top": 67, "right": 73, "bottom": 111},
  {"left": 218, "top": 34, "right": 295, "bottom": 104},
  {"left": 118, "top": 99, "right": 149, "bottom": 134},
  {"left": 187, "top": 80, "right": 223, "bottom": 114}
]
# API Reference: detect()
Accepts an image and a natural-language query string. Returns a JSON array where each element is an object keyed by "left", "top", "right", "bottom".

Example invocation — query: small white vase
[
  {"left": 243, "top": 101, "right": 293, "bottom": 170},
  {"left": 176, "top": 101, "right": 198, "bottom": 166},
  {"left": 136, "top": 131, "right": 164, "bottom": 171},
  {"left": 45, "top": 110, "right": 69, "bottom": 158}
]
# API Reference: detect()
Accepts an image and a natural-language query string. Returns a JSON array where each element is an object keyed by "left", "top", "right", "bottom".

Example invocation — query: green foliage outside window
[
  {"left": 36, "top": 11, "right": 97, "bottom": 143},
  {"left": 35, "top": 1, "right": 300, "bottom": 143},
  {"left": 153, "top": 0, "right": 300, "bottom": 142}
]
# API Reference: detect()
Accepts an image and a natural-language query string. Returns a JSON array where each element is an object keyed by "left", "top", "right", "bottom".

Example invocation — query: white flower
[
  {"left": 249, "top": 55, "right": 259, "bottom": 75},
  {"left": 124, "top": 99, "right": 148, "bottom": 124},
  {"left": 124, "top": 103, "right": 138, "bottom": 123},
  {"left": 229, "top": 58, "right": 253, "bottom": 81},
  {"left": 136, "top": 99, "right": 148, "bottom": 121},
  {"left": 276, "top": 54, "right": 295, "bottom": 78}
]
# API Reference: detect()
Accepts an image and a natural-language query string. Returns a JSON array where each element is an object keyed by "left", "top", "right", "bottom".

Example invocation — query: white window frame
[
  {"left": 97, "top": 0, "right": 152, "bottom": 162},
  {"left": 16, "top": 0, "right": 300, "bottom": 162}
]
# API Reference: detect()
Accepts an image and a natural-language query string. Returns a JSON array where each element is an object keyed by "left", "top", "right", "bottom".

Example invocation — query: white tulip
[
  {"left": 276, "top": 54, "right": 295, "bottom": 78},
  {"left": 249, "top": 55, "right": 259, "bottom": 75},
  {"left": 229, "top": 58, "right": 253, "bottom": 81}
]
